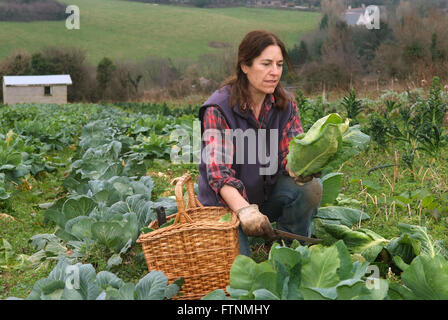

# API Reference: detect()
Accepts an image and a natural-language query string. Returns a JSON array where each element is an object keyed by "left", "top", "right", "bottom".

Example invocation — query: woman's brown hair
[{"left": 222, "top": 30, "right": 295, "bottom": 112}]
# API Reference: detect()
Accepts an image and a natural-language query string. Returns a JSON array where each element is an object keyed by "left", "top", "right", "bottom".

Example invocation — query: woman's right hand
[{"left": 236, "top": 204, "right": 275, "bottom": 239}]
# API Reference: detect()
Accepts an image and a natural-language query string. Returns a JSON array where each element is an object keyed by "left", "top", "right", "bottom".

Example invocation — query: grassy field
[{"left": 0, "top": 0, "right": 320, "bottom": 65}]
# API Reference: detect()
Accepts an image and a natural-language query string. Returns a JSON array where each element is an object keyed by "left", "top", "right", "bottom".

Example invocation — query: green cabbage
[{"left": 287, "top": 113, "right": 370, "bottom": 177}]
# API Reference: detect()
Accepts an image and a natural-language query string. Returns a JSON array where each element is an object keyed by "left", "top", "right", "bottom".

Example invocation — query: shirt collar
[
  {"left": 266, "top": 93, "right": 275, "bottom": 109},
  {"left": 232, "top": 93, "right": 276, "bottom": 118}
]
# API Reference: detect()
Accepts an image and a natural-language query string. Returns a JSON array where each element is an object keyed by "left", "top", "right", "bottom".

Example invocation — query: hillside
[{"left": 0, "top": 0, "right": 320, "bottom": 65}]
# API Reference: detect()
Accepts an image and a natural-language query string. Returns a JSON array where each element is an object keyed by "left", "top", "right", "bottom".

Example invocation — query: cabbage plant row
[
  {"left": 2, "top": 96, "right": 448, "bottom": 300},
  {"left": 0, "top": 104, "right": 107, "bottom": 200},
  {"left": 1, "top": 103, "right": 195, "bottom": 299},
  {"left": 40, "top": 110, "right": 181, "bottom": 268},
  {"left": 204, "top": 237, "right": 448, "bottom": 300},
  {"left": 6, "top": 256, "right": 182, "bottom": 300}
]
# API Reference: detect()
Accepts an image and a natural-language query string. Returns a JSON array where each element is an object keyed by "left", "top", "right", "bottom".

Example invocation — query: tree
[
  {"left": 351, "top": 21, "right": 393, "bottom": 72},
  {"left": 319, "top": 13, "right": 329, "bottom": 30},
  {"left": 27, "top": 52, "right": 53, "bottom": 75},
  {"left": 321, "top": 0, "right": 345, "bottom": 26},
  {"left": 128, "top": 72, "right": 143, "bottom": 95},
  {"left": 193, "top": 0, "right": 211, "bottom": 7},
  {"left": 96, "top": 57, "right": 116, "bottom": 99},
  {"left": 289, "top": 41, "right": 310, "bottom": 66},
  {"left": 321, "top": 21, "right": 361, "bottom": 74},
  {"left": 430, "top": 32, "right": 446, "bottom": 63},
  {"left": 0, "top": 51, "right": 31, "bottom": 76},
  {"left": 42, "top": 46, "right": 93, "bottom": 102}
]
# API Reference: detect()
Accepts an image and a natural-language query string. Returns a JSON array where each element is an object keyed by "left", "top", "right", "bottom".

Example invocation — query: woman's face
[{"left": 241, "top": 45, "right": 283, "bottom": 97}]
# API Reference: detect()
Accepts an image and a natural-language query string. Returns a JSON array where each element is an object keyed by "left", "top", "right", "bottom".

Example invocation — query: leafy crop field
[
  {"left": 0, "top": 0, "right": 320, "bottom": 64},
  {"left": 1, "top": 78, "right": 448, "bottom": 300}
]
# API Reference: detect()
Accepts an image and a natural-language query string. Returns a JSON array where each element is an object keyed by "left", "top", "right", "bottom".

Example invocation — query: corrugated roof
[{"left": 3, "top": 75, "right": 72, "bottom": 86}]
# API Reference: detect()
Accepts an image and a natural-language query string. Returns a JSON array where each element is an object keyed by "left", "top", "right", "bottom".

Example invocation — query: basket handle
[{"left": 170, "top": 173, "right": 203, "bottom": 224}]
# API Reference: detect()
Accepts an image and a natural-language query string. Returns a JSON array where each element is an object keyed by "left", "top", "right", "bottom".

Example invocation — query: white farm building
[{"left": 2, "top": 74, "right": 72, "bottom": 105}]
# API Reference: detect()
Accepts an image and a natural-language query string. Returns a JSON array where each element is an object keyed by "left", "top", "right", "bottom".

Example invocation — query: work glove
[{"left": 236, "top": 204, "right": 276, "bottom": 239}]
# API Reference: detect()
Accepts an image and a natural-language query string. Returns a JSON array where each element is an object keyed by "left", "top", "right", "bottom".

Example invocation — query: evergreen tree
[
  {"left": 96, "top": 57, "right": 116, "bottom": 99},
  {"left": 319, "top": 13, "right": 329, "bottom": 30}
]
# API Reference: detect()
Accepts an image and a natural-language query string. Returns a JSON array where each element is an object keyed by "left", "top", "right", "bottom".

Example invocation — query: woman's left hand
[{"left": 286, "top": 163, "right": 321, "bottom": 184}]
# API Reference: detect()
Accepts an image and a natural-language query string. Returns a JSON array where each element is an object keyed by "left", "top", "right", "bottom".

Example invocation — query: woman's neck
[{"left": 248, "top": 88, "right": 266, "bottom": 118}]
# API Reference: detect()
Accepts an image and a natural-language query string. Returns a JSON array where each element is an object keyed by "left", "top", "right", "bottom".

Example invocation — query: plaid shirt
[{"left": 202, "top": 94, "right": 303, "bottom": 204}]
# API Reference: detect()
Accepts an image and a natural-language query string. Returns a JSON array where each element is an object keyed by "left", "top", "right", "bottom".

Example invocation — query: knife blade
[{"left": 274, "top": 229, "right": 322, "bottom": 244}]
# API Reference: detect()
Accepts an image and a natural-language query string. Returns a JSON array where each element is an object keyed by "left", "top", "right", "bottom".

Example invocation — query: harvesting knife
[{"left": 273, "top": 229, "right": 322, "bottom": 244}]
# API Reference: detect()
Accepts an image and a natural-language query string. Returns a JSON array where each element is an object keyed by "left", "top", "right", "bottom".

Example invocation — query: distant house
[
  {"left": 344, "top": 6, "right": 369, "bottom": 26},
  {"left": 247, "top": 0, "right": 307, "bottom": 10},
  {"left": 343, "top": 5, "right": 384, "bottom": 27},
  {"left": 2, "top": 74, "right": 72, "bottom": 105},
  {"left": 254, "top": 0, "right": 283, "bottom": 7}
]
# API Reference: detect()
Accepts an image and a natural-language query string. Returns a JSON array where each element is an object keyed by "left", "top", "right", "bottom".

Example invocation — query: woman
[{"left": 197, "top": 30, "right": 322, "bottom": 256}]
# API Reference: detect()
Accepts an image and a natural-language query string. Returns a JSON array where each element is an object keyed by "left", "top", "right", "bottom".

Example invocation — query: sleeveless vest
[{"left": 197, "top": 85, "right": 293, "bottom": 207}]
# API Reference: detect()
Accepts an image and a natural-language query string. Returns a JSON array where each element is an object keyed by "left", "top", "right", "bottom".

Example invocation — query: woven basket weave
[{"left": 137, "top": 173, "right": 240, "bottom": 300}]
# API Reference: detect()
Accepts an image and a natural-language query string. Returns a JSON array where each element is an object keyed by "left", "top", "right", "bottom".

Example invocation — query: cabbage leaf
[{"left": 287, "top": 113, "right": 370, "bottom": 176}]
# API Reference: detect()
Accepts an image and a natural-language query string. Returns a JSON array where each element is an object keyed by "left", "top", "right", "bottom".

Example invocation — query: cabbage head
[{"left": 287, "top": 113, "right": 351, "bottom": 177}]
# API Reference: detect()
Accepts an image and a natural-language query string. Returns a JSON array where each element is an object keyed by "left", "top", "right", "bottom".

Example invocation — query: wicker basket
[{"left": 137, "top": 173, "right": 240, "bottom": 300}]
